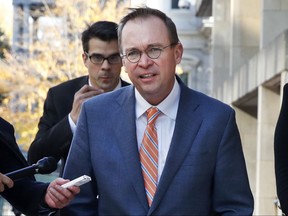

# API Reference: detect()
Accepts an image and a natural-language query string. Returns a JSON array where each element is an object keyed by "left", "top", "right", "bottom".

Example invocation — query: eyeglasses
[
  {"left": 85, "top": 52, "right": 122, "bottom": 65},
  {"left": 121, "top": 43, "right": 177, "bottom": 63}
]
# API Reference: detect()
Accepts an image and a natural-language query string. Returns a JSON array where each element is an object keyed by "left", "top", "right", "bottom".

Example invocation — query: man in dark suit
[
  {"left": 274, "top": 83, "right": 288, "bottom": 215},
  {"left": 62, "top": 7, "right": 254, "bottom": 215},
  {"left": 27, "top": 21, "right": 130, "bottom": 171},
  {"left": 0, "top": 117, "right": 80, "bottom": 216}
]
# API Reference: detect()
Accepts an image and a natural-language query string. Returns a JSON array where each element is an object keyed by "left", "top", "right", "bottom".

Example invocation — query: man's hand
[
  {"left": 44, "top": 178, "right": 80, "bottom": 209},
  {"left": 70, "top": 84, "right": 104, "bottom": 124},
  {"left": 0, "top": 173, "right": 13, "bottom": 192}
]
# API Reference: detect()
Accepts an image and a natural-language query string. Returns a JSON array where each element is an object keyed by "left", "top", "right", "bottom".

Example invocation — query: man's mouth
[
  {"left": 100, "top": 76, "right": 111, "bottom": 80},
  {"left": 140, "top": 74, "right": 155, "bottom": 78}
]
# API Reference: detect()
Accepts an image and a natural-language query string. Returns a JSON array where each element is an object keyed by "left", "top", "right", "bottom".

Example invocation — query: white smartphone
[{"left": 61, "top": 175, "right": 91, "bottom": 188}]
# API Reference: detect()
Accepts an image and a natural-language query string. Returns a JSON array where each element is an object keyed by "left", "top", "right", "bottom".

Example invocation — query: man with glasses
[
  {"left": 28, "top": 21, "right": 130, "bottom": 174},
  {"left": 62, "top": 7, "right": 253, "bottom": 215}
]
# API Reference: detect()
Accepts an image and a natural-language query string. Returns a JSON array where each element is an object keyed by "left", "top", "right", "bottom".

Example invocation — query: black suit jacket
[
  {"left": 275, "top": 83, "right": 288, "bottom": 215},
  {"left": 28, "top": 76, "right": 130, "bottom": 168},
  {"left": 0, "top": 117, "right": 49, "bottom": 216}
]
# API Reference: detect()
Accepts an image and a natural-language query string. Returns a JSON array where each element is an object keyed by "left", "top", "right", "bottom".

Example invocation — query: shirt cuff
[{"left": 68, "top": 113, "right": 77, "bottom": 134}]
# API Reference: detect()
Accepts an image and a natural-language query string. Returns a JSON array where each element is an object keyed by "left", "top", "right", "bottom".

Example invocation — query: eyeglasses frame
[
  {"left": 84, "top": 52, "right": 122, "bottom": 65},
  {"left": 121, "top": 43, "right": 178, "bottom": 63}
]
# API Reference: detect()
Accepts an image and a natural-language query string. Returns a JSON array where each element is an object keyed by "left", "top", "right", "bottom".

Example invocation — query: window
[{"left": 172, "top": 0, "right": 192, "bottom": 9}]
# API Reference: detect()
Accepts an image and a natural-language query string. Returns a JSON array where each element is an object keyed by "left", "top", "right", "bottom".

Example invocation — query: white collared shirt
[{"left": 135, "top": 77, "right": 180, "bottom": 182}]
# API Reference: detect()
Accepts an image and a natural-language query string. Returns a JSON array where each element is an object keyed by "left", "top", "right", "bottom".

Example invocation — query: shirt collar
[{"left": 135, "top": 77, "right": 180, "bottom": 120}]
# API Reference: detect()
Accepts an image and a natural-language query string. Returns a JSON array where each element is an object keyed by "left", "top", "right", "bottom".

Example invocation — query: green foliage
[{"left": 0, "top": 27, "right": 10, "bottom": 59}]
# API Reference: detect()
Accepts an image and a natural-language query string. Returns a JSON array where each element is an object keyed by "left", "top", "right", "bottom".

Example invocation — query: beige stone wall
[
  {"left": 261, "top": 0, "right": 288, "bottom": 48},
  {"left": 213, "top": 0, "right": 260, "bottom": 99}
]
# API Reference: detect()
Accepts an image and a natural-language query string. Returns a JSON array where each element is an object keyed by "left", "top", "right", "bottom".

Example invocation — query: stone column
[{"left": 255, "top": 85, "right": 279, "bottom": 215}]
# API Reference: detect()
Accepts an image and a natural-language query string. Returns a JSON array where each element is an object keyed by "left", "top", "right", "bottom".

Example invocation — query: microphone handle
[{"left": 5, "top": 164, "right": 38, "bottom": 181}]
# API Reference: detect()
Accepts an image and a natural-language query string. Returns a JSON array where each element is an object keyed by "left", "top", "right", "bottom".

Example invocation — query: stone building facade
[{"left": 197, "top": 0, "right": 288, "bottom": 215}]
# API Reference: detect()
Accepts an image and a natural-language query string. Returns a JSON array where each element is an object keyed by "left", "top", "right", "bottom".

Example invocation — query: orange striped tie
[{"left": 140, "top": 107, "right": 161, "bottom": 206}]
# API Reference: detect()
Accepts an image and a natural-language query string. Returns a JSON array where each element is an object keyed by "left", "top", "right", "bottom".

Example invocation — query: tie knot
[{"left": 146, "top": 107, "right": 161, "bottom": 124}]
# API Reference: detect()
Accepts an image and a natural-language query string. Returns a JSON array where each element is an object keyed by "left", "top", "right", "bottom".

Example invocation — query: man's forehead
[{"left": 121, "top": 18, "right": 169, "bottom": 49}]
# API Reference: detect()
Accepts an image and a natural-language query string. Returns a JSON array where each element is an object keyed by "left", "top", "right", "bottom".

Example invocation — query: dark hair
[
  {"left": 118, "top": 7, "right": 179, "bottom": 51},
  {"left": 82, "top": 21, "right": 118, "bottom": 52}
]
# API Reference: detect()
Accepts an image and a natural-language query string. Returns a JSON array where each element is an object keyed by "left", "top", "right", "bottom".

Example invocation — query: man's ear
[
  {"left": 82, "top": 53, "right": 88, "bottom": 67},
  {"left": 122, "top": 59, "right": 128, "bottom": 73},
  {"left": 175, "top": 43, "right": 183, "bottom": 64}
]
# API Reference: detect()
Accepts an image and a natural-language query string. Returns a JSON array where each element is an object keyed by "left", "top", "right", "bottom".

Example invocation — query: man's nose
[{"left": 137, "top": 52, "right": 153, "bottom": 67}]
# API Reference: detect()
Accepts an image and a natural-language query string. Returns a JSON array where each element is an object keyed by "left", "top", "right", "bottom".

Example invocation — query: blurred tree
[
  {"left": 0, "top": 0, "right": 129, "bottom": 150},
  {"left": 0, "top": 27, "right": 10, "bottom": 58}
]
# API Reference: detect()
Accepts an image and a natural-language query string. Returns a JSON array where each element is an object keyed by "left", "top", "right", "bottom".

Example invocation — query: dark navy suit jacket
[
  {"left": 62, "top": 77, "right": 254, "bottom": 215},
  {"left": 0, "top": 117, "right": 49, "bottom": 215}
]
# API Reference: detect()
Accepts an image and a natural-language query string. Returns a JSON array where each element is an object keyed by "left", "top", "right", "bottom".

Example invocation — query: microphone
[{"left": 5, "top": 157, "right": 58, "bottom": 181}]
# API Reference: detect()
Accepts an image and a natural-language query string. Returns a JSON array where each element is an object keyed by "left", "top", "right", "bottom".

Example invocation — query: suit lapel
[
  {"left": 112, "top": 86, "right": 149, "bottom": 211},
  {"left": 149, "top": 83, "right": 203, "bottom": 214}
]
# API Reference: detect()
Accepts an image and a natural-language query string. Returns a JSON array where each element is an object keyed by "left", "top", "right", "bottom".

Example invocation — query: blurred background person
[{"left": 27, "top": 21, "right": 130, "bottom": 174}]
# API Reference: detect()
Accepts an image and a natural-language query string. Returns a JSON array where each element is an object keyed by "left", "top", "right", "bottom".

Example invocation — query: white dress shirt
[{"left": 135, "top": 77, "right": 180, "bottom": 182}]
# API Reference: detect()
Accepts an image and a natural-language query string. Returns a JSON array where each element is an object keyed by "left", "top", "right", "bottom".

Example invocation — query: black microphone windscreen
[{"left": 37, "top": 157, "right": 58, "bottom": 174}]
